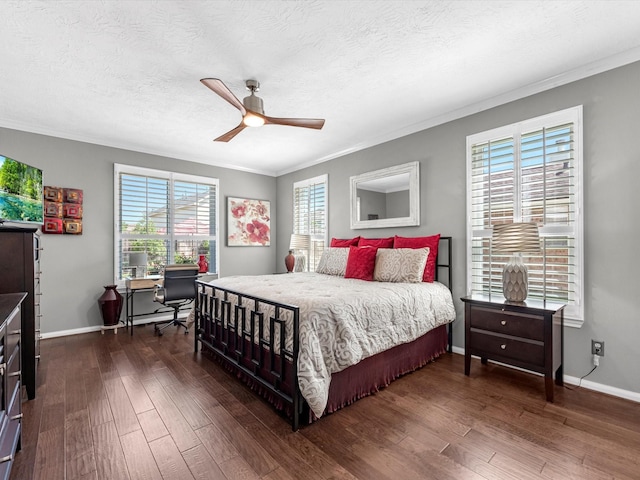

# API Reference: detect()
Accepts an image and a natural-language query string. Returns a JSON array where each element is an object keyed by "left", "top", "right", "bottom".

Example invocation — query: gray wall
[
  {"left": 276, "top": 60, "right": 640, "bottom": 395},
  {"left": 387, "top": 190, "right": 410, "bottom": 218},
  {"left": 357, "top": 188, "right": 387, "bottom": 220},
  {"left": 0, "top": 127, "right": 277, "bottom": 334}
]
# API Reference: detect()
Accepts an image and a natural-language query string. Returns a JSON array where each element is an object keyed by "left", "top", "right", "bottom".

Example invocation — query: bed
[{"left": 194, "top": 236, "right": 455, "bottom": 430}]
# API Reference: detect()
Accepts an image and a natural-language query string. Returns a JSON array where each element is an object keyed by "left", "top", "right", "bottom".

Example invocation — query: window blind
[
  {"left": 467, "top": 106, "right": 583, "bottom": 323},
  {"left": 293, "top": 174, "right": 328, "bottom": 271}
]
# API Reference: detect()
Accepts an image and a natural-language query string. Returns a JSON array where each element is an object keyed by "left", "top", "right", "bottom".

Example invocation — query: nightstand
[{"left": 461, "top": 294, "right": 565, "bottom": 402}]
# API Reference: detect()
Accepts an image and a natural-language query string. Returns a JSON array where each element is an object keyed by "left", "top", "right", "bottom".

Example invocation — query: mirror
[{"left": 350, "top": 161, "right": 420, "bottom": 229}]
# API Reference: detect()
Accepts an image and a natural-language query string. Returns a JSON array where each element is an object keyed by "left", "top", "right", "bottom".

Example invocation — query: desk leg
[{"left": 127, "top": 289, "right": 134, "bottom": 336}]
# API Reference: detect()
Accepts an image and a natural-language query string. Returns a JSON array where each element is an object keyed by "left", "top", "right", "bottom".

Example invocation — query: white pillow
[
  {"left": 374, "top": 247, "right": 430, "bottom": 283},
  {"left": 315, "top": 248, "right": 349, "bottom": 276}
]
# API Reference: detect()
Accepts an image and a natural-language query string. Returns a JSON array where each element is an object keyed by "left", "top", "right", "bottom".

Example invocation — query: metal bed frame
[{"left": 194, "top": 236, "right": 452, "bottom": 431}]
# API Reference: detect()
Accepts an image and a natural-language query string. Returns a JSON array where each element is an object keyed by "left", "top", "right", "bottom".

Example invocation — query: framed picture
[{"left": 227, "top": 197, "right": 271, "bottom": 246}]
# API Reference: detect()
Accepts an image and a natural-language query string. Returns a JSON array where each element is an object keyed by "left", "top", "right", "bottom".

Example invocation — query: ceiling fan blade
[
  {"left": 263, "top": 116, "right": 325, "bottom": 130},
  {"left": 200, "top": 78, "right": 247, "bottom": 116},
  {"left": 214, "top": 123, "right": 247, "bottom": 142}
]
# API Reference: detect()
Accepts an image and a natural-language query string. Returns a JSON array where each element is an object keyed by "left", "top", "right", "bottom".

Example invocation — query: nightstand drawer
[
  {"left": 469, "top": 306, "right": 544, "bottom": 341},
  {"left": 470, "top": 331, "right": 545, "bottom": 366}
]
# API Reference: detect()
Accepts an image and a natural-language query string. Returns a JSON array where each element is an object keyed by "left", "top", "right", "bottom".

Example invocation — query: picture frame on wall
[{"left": 227, "top": 197, "right": 271, "bottom": 246}]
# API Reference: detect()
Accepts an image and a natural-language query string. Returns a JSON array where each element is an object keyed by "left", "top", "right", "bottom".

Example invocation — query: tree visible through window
[
  {"left": 114, "top": 164, "right": 219, "bottom": 283},
  {"left": 467, "top": 106, "right": 583, "bottom": 324}
]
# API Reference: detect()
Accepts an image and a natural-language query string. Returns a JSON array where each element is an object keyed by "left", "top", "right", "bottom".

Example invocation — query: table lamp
[
  {"left": 286, "top": 234, "right": 310, "bottom": 273},
  {"left": 492, "top": 222, "right": 540, "bottom": 302},
  {"left": 129, "top": 252, "right": 148, "bottom": 278}
]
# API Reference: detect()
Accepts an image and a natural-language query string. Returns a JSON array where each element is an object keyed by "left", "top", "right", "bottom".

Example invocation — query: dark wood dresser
[
  {"left": 0, "top": 227, "right": 40, "bottom": 400},
  {"left": 461, "top": 295, "right": 565, "bottom": 402},
  {"left": 0, "top": 292, "right": 26, "bottom": 479}
]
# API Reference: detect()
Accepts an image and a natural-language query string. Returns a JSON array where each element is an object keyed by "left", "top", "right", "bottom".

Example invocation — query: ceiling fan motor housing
[{"left": 243, "top": 94, "right": 264, "bottom": 114}]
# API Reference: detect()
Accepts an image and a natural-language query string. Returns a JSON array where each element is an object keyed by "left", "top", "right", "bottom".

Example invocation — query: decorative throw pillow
[
  {"left": 344, "top": 246, "right": 378, "bottom": 281},
  {"left": 330, "top": 236, "right": 360, "bottom": 247},
  {"left": 358, "top": 237, "right": 394, "bottom": 248},
  {"left": 316, "top": 248, "right": 349, "bottom": 276},
  {"left": 393, "top": 234, "right": 441, "bottom": 282},
  {"left": 374, "top": 248, "right": 430, "bottom": 283}
]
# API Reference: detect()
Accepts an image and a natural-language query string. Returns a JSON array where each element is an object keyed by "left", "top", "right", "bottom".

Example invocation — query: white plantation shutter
[
  {"left": 115, "top": 164, "right": 219, "bottom": 283},
  {"left": 293, "top": 174, "right": 328, "bottom": 271},
  {"left": 467, "top": 106, "right": 583, "bottom": 324}
]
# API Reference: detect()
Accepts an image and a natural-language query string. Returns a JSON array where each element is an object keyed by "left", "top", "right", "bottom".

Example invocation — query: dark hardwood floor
[{"left": 11, "top": 325, "right": 640, "bottom": 480}]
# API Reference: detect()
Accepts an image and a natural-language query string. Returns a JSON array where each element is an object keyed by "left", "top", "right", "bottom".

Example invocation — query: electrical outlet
[{"left": 591, "top": 339, "right": 605, "bottom": 357}]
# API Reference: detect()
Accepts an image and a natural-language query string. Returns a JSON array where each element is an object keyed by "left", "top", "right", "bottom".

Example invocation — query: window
[
  {"left": 114, "top": 164, "right": 219, "bottom": 283},
  {"left": 293, "top": 174, "right": 328, "bottom": 271},
  {"left": 466, "top": 106, "right": 583, "bottom": 325}
]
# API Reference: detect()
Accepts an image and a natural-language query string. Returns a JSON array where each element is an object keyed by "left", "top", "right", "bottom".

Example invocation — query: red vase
[
  {"left": 198, "top": 254, "right": 209, "bottom": 273},
  {"left": 98, "top": 285, "right": 123, "bottom": 326},
  {"left": 284, "top": 250, "right": 295, "bottom": 273}
]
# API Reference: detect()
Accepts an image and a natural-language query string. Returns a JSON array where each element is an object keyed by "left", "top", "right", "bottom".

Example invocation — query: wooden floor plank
[
  {"left": 180, "top": 444, "right": 228, "bottom": 480},
  {"left": 121, "top": 374, "right": 155, "bottom": 414},
  {"left": 32, "top": 427, "right": 65, "bottom": 480},
  {"left": 141, "top": 375, "right": 201, "bottom": 452},
  {"left": 148, "top": 434, "right": 196, "bottom": 480},
  {"left": 138, "top": 409, "right": 170, "bottom": 443},
  {"left": 102, "top": 376, "right": 141, "bottom": 436},
  {"left": 65, "top": 409, "right": 97, "bottom": 479},
  {"left": 120, "top": 429, "right": 163, "bottom": 480},
  {"left": 91, "top": 421, "right": 130, "bottom": 480}
]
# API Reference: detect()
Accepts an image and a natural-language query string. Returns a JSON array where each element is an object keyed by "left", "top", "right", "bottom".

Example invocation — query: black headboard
[{"left": 435, "top": 236, "right": 452, "bottom": 291}]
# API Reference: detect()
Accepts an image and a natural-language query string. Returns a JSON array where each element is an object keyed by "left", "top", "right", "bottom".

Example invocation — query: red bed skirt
[{"left": 321, "top": 323, "right": 448, "bottom": 416}]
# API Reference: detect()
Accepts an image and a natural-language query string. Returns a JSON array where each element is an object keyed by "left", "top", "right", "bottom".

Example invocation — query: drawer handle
[
  {"left": 35, "top": 355, "right": 41, "bottom": 360},
  {"left": 500, "top": 344, "right": 507, "bottom": 350},
  {"left": 8, "top": 371, "right": 21, "bottom": 377},
  {"left": 10, "top": 413, "right": 23, "bottom": 421},
  {"left": 9, "top": 329, "right": 21, "bottom": 335},
  {"left": 501, "top": 320, "right": 507, "bottom": 326},
  {"left": 0, "top": 454, "right": 13, "bottom": 463}
]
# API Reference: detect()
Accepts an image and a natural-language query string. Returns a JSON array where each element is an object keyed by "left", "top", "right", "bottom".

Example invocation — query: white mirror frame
[{"left": 350, "top": 161, "right": 420, "bottom": 229}]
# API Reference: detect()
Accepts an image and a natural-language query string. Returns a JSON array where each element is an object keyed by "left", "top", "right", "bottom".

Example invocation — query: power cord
[{"left": 565, "top": 362, "right": 598, "bottom": 391}]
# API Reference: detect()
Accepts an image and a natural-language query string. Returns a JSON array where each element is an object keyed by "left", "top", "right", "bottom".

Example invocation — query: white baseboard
[
  {"left": 449, "top": 346, "right": 639, "bottom": 403},
  {"left": 40, "top": 312, "right": 188, "bottom": 339}
]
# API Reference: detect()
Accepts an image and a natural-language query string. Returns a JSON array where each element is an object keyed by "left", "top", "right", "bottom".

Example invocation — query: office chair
[{"left": 153, "top": 264, "right": 199, "bottom": 336}]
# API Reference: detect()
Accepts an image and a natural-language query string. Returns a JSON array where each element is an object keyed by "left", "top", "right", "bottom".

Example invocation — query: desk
[{"left": 125, "top": 276, "right": 163, "bottom": 335}]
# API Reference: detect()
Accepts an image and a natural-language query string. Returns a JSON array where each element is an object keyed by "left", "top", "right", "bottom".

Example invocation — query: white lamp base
[{"left": 502, "top": 253, "right": 529, "bottom": 302}]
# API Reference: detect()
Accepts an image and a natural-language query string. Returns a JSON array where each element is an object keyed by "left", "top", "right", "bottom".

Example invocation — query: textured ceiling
[{"left": 1, "top": 1, "right": 640, "bottom": 176}]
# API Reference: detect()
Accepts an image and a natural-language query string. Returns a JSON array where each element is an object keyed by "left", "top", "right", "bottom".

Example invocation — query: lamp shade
[
  {"left": 492, "top": 222, "right": 540, "bottom": 254},
  {"left": 289, "top": 234, "right": 310, "bottom": 250},
  {"left": 129, "top": 252, "right": 148, "bottom": 266},
  {"left": 492, "top": 223, "right": 540, "bottom": 302}
]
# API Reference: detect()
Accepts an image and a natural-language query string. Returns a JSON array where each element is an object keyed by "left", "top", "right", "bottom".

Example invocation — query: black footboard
[{"left": 194, "top": 282, "right": 304, "bottom": 431}]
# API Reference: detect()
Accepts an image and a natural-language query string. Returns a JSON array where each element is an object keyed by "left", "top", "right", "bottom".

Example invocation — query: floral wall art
[{"left": 227, "top": 197, "right": 271, "bottom": 246}]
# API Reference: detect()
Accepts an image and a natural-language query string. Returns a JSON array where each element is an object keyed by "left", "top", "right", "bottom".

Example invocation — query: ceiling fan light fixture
[{"left": 243, "top": 112, "right": 265, "bottom": 127}]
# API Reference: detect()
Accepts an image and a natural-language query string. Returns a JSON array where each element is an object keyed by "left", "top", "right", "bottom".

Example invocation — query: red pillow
[
  {"left": 393, "top": 234, "right": 440, "bottom": 282},
  {"left": 344, "top": 246, "right": 378, "bottom": 281},
  {"left": 330, "top": 236, "right": 360, "bottom": 247},
  {"left": 358, "top": 237, "right": 394, "bottom": 248}
]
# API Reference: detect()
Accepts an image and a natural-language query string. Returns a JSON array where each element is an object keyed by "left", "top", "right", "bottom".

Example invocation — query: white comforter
[{"left": 201, "top": 273, "right": 455, "bottom": 417}]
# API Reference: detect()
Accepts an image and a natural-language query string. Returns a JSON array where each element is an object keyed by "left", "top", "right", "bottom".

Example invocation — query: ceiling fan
[{"left": 200, "top": 78, "right": 325, "bottom": 142}]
